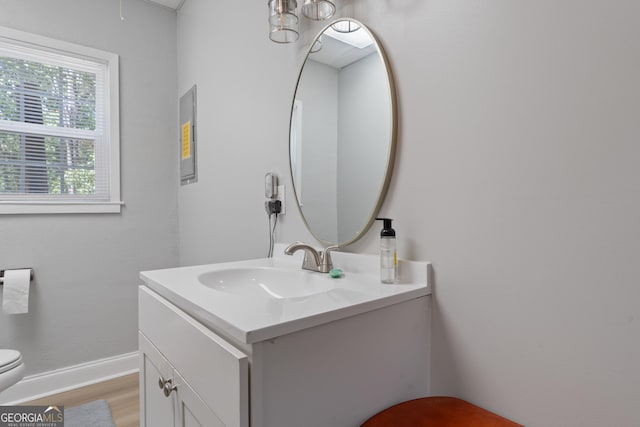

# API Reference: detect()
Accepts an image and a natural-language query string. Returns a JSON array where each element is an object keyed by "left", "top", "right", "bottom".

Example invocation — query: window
[{"left": 0, "top": 26, "right": 121, "bottom": 214}]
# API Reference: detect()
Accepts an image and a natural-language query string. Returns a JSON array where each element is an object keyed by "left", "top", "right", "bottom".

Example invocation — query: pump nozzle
[{"left": 376, "top": 218, "right": 395, "bottom": 237}]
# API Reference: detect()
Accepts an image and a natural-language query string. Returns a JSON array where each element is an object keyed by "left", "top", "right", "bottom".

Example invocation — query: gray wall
[
  {"left": 176, "top": 0, "right": 309, "bottom": 264},
  {"left": 0, "top": 0, "right": 178, "bottom": 375},
  {"left": 178, "top": 0, "right": 640, "bottom": 426}
]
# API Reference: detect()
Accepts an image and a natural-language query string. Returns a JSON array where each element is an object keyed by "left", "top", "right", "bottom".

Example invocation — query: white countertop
[{"left": 140, "top": 244, "right": 431, "bottom": 344}]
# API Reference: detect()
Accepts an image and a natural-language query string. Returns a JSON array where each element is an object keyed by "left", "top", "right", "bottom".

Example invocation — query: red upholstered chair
[{"left": 360, "top": 396, "right": 523, "bottom": 427}]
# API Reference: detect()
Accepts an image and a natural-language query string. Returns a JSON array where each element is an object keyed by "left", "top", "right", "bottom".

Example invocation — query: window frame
[{"left": 0, "top": 26, "right": 121, "bottom": 214}]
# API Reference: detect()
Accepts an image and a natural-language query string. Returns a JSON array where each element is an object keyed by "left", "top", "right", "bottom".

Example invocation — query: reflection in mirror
[{"left": 290, "top": 19, "right": 396, "bottom": 247}]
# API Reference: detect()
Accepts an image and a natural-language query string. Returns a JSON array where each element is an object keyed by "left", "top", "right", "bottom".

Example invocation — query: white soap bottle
[{"left": 376, "top": 218, "right": 397, "bottom": 284}]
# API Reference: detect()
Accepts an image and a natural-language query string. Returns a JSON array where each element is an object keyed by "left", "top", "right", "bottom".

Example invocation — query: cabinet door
[
  {"left": 139, "top": 286, "right": 249, "bottom": 427},
  {"left": 140, "top": 333, "right": 176, "bottom": 427},
  {"left": 173, "top": 370, "right": 225, "bottom": 427}
]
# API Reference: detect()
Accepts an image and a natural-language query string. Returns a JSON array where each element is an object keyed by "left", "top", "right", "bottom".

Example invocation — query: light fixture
[
  {"left": 269, "top": 0, "right": 338, "bottom": 44},
  {"left": 301, "top": 0, "right": 336, "bottom": 21},
  {"left": 331, "top": 20, "right": 360, "bottom": 33},
  {"left": 310, "top": 36, "right": 323, "bottom": 53},
  {"left": 325, "top": 25, "right": 372, "bottom": 49},
  {"left": 268, "top": 0, "right": 299, "bottom": 44}
]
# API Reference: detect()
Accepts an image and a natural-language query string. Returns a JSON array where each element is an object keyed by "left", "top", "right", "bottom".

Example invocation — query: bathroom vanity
[
  {"left": 138, "top": 16, "right": 422, "bottom": 426},
  {"left": 138, "top": 247, "right": 431, "bottom": 427}
]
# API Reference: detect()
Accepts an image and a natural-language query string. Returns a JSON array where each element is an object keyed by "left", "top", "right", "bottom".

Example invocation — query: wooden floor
[{"left": 24, "top": 373, "right": 139, "bottom": 427}]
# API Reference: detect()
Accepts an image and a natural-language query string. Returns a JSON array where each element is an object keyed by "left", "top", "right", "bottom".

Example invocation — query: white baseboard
[{"left": 0, "top": 351, "right": 139, "bottom": 405}]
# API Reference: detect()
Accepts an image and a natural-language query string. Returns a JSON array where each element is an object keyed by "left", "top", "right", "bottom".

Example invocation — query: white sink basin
[
  {"left": 141, "top": 245, "right": 430, "bottom": 343},
  {"left": 198, "top": 267, "right": 335, "bottom": 299}
]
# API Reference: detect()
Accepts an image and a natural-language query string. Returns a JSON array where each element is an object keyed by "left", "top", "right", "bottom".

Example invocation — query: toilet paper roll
[{"left": 2, "top": 269, "right": 31, "bottom": 314}]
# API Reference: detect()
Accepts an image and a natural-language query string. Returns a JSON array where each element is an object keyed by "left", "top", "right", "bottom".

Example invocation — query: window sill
[{"left": 0, "top": 201, "right": 124, "bottom": 214}]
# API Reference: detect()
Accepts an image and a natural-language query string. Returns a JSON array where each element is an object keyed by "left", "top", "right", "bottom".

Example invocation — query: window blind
[{"left": 0, "top": 38, "right": 110, "bottom": 200}]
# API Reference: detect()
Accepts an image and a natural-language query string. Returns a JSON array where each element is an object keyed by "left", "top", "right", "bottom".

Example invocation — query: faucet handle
[
  {"left": 324, "top": 245, "right": 340, "bottom": 254},
  {"left": 321, "top": 245, "right": 340, "bottom": 272}
]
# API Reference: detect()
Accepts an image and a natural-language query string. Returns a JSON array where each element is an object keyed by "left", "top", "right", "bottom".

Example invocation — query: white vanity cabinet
[
  {"left": 139, "top": 287, "right": 249, "bottom": 427},
  {"left": 139, "top": 334, "right": 228, "bottom": 427},
  {"left": 139, "top": 283, "right": 431, "bottom": 427}
]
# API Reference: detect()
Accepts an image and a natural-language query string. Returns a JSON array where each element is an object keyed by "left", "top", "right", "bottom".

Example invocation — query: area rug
[{"left": 65, "top": 399, "right": 116, "bottom": 427}]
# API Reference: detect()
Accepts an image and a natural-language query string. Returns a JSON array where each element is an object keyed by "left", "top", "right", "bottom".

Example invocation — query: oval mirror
[{"left": 289, "top": 19, "right": 396, "bottom": 247}]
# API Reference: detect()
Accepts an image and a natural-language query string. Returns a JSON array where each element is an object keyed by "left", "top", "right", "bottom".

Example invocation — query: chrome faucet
[{"left": 284, "top": 242, "right": 339, "bottom": 273}]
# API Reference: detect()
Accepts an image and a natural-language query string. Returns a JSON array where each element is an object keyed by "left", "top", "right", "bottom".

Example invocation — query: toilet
[{"left": 0, "top": 349, "right": 25, "bottom": 394}]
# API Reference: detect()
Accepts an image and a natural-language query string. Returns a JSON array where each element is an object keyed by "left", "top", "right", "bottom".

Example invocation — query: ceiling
[
  {"left": 311, "top": 35, "right": 376, "bottom": 69},
  {"left": 147, "top": 0, "right": 183, "bottom": 10}
]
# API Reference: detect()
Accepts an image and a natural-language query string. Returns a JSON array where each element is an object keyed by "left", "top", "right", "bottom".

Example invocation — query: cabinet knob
[
  {"left": 163, "top": 381, "right": 178, "bottom": 397},
  {"left": 158, "top": 377, "right": 167, "bottom": 389},
  {"left": 158, "top": 376, "right": 174, "bottom": 392}
]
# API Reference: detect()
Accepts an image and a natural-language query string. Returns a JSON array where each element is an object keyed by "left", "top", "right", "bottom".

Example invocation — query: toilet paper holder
[{"left": 0, "top": 268, "right": 34, "bottom": 285}]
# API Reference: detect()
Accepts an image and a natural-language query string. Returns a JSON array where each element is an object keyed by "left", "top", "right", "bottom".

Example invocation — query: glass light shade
[
  {"left": 331, "top": 20, "right": 361, "bottom": 33},
  {"left": 270, "top": 24, "right": 300, "bottom": 43},
  {"left": 268, "top": 0, "right": 299, "bottom": 43},
  {"left": 310, "top": 37, "right": 323, "bottom": 53},
  {"left": 301, "top": 0, "right": 336, "bottom": 21}
]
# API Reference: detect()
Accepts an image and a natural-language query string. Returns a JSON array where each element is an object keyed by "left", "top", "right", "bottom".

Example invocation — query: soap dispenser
[{"left": 376, "top": 218, "right": 397, "bottom": 284}]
